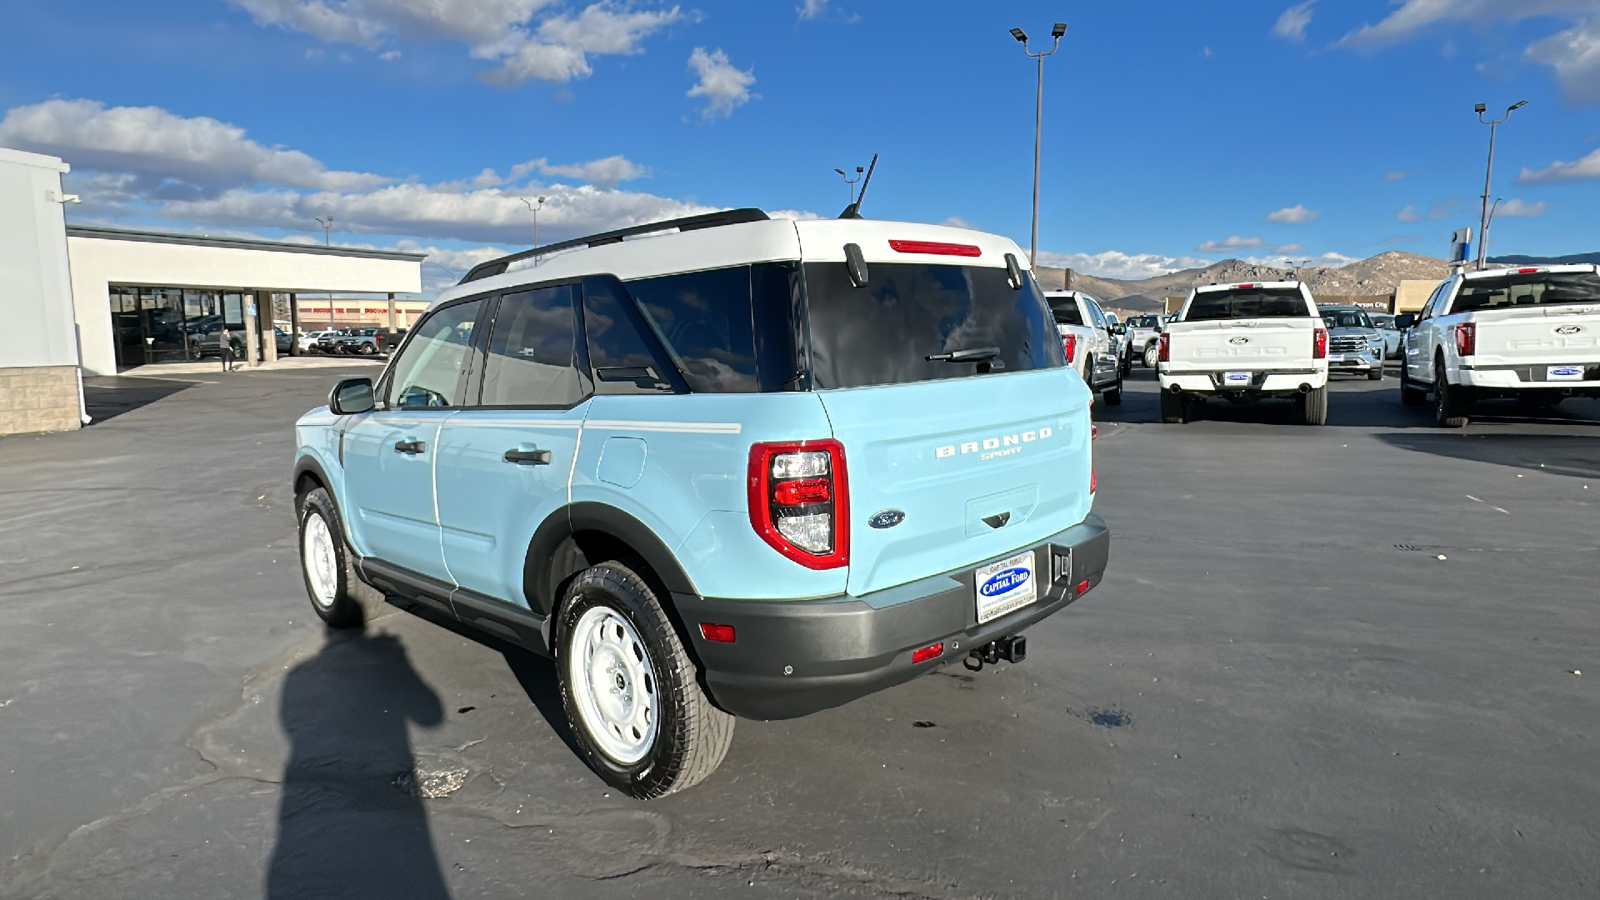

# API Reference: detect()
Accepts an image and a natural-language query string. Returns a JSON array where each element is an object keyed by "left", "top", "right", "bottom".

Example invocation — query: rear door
[{"left": 802, "top": 260, "right": 1093, "bottom": 597}]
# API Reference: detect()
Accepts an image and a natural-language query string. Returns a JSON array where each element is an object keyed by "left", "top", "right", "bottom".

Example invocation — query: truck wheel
[
  {"left": 1102, "top": 376, "right": 1123, "bottom": 406},
  {"left": 1142, "top": 343, "right": 1160, "bottom": 369},
  {"left": 1435, "top": 378, "right": 1472, "bottom": 428},
  {"left": 1367, "top": 361, "right": 1384, "bottom": 381},
  {"left": 1159, "top": 390, "right": 1186, "bottom": 423},
  {"left": 1399, "top": 366, "right": 1427, "bottom": 406},
  {"left": 297, "top": 487, "right": 364, "bottom": 628},
  {"left": 1299, "top": 386, "right": 1328, "bottom": 425},
  {"left": 558, "top": 561, "right": 733, "bottom": 799}
]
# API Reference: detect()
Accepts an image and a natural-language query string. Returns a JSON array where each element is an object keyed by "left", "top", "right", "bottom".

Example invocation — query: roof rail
[{"left": 459, "top": 207, "right": 771, "bottom": 285}]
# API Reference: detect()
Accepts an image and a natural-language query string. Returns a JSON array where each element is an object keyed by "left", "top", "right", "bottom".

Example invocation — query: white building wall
[
  {"left": 0, "top": 148, "right": 79, "bottom": 370},
  {"left": 68, "top": 236, "right": 422, "bottom": 375}
]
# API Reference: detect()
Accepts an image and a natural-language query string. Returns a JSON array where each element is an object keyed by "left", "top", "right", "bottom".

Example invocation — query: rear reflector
[
  {"left": 699, "top": 623, "right": 736, "bottom": 643},
  {"left": 888, "top": 240, "right": 982, "bottom": 257},
  {"left": 1074, "top": 580, "right": 1090, "bottom": 597},
  {"left": 911, "top": 642, "right": 944, "bottom": 664}
]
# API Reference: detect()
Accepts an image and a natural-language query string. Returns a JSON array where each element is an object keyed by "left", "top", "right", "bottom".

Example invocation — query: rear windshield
[
  {"left": 1452, "top": 271, "right": 1600, "bottom": 313},
  {"left": 1127, "top": 315, "right": 1161, "bottom": 328},
  {"left": 1186, "top": 288, "right": 1310, "bottom": 321},
  {"left": 803, "top": 262, "right": 1062, "bottom": 389},
  {"left": 1047, "top": 296, "right": 1084, "bottom": 326},
  {"left": 1321, "top": 310, "right": 1371, "bottom": 329}
]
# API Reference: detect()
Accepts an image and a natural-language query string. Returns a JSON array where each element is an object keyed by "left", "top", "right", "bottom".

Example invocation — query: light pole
[
  {"left": 1288, "top": 259, "right": 1310, "bottom": 281},
  {"left": 1482, "top": 197, "right": 1504, "bottom": 265},
  {"left": 1010, "top": 21, "right": 1066, "bottom": 269},
  {"left": 1474, "top": 100, "right": 1527, "bottom": 270},
  {"left": 833, "top": 166, "right": 864, "bottom": 206},
  {"left": 313, "top": 216, "right": 335, "bottom": 326},
  {"left": 521, "top": 196, "right": 546, "bottom": 263}
]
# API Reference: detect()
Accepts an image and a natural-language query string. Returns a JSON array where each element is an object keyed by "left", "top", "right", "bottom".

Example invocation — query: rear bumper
[
  {"left": 1460, "top": 362, "right": 1600, "bottom": 391},
  {"left": 673, "top": 514, "right": 1111, "bottom": 720},
  {"left": 1160, "top": 368, "right": 1327, "bottom": 395}
]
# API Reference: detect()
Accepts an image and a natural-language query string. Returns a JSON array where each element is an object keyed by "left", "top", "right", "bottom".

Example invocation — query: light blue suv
[{"left": 294, "top": 209, "right": 1111, "bottom": 797}]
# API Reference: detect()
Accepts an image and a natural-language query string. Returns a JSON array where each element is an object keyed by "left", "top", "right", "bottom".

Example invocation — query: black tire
[
  {"left": 1299, "top": 385, "right": 1329, "bottom": 425},
  {"left": 361, "top": 343, "right": 377, "bottom": 356},
  {"left": 1142, "top": 343, "right": 1160, "bottom": 369},
  {"left": 1159, "top": 390, "right": 1186, "bottom": 423},
  {"left": 1102, "top": 377, "right": 1123, "bottom": 406},
  {"left": 1399, "top": 365, "right": 1427, "bottom": 406},
  {"left": 297, "top": 487, "right": 364, "bottom": 628},
  {"left": 1367, "top": 360, "right": 1385, "bottom": 381},
  {"left": 1435, "top": 373, "right": 1472, "bottom": 429},
  {"left": 557, "top": 561, "right": 734, "bottom": 799}
]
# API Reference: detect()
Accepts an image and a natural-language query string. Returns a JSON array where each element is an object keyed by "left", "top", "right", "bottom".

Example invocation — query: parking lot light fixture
[
  {"left": 1474, "top": 100, "right": 1528, "bottom": 271},
  {"left": 1011, "top": 22, "right": 1066, "bottom": 269}
]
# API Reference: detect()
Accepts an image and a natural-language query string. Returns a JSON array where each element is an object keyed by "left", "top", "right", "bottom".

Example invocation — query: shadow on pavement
[
  {"left": 1376, "top": 432, "right": 1600, "bottom": 479},
  {"left": 82, "top": 376, "right": 192, "bottom": 423},
  {"left": 266, "top": 628, "right": 450, "bottom": 900}
]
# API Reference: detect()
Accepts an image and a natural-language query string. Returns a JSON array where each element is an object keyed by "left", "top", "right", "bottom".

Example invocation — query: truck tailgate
[
  {"left": 1469, "top": 304, "right": 1600, "bottom": 367},
  {"left": 1165, "top": 319, "right": 1318, "bottom": 370}
]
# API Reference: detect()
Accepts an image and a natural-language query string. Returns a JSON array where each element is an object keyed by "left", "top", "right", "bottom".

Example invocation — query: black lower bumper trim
[{"left": 673, "top": 514, "right": 1111, "bottom": 720}]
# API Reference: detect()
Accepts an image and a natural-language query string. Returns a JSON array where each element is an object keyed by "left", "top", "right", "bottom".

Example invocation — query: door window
[
  {"left": 1085, "top": 297, "right": 1109, "bottom": 329},
  {"left": 387, "top": 299, "right": 484, "bottom": 408},
  {"left": 627, "top": 266, "right": 760, "bottom": 393},
  {"left": 480, "top": 285, "right": 586, "bottom": 408}
]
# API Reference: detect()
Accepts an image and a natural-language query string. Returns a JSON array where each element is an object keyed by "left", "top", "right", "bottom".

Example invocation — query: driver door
[{"left": 342, "top": 297, "right": 485, "bottom": 582}]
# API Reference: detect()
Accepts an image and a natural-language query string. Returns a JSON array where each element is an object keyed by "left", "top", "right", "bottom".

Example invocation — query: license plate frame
[
  {"left": 1547, "top": 365, "right": 1585, "bottom": 381},
  {"left": 1223, "top": 371, "right": 1252, "bottom": 387},
  {"left": 975, "top": 551, "right": 1038, "bottom": 625}
]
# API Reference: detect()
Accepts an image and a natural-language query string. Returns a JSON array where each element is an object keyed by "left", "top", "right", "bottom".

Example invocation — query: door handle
[
  {"left": 504, "top": 448, "right": 552, "bottom": 466},
  {"left": 394, "top": 440, "right": 426, "bottom": 455}
]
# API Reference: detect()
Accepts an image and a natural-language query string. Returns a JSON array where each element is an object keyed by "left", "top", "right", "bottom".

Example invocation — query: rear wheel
[
  {"left": 558, "top": 561, "right": 733, "bottom": 799},
  {"left": 1159, "top": 390, "right": 1186, "bottom": 423},
  {"left": 1299, "top": 386, "right": 1328, "bottom": 425},
  {"left": 1142, "top": 343, "right": 1160, "bottom": 369},
  {"left": 1435, "top": 372, "right": 1472, "bottom": 429}
]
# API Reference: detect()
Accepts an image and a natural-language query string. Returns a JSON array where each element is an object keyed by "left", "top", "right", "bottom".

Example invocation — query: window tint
[
  {"left": 581, "top": 276, "right": 680, "bottom": 394},
  {"left": 1186, "top": 288, "right": 1310, "bottom": 321},
  {"left": 1047, "top": 295, "right": 1084, "bottom": 326},
  {"left": 804, "top": 262, "right": 1061, "bottom": 389},
  {"left": 480, "top": 285, "right": 585, "bottom": 407},
  {"left": 1420, "top": 282, "right": 1449, "bottom": 320},
  {"left": 388, "top": 299, "right": 483, "bottom": 409},
  {"left": 1451, "top": 271, "right": 1600, "bottom": 313},
  {"left": 1321, "top": 309, "right": 1372, "bottom": 328},
  {"left": 628, "top": 267, "right": 759, "bottom": 392},
  {"left": 1085, "top": 298, "right": 1109, "bottom": 329}
]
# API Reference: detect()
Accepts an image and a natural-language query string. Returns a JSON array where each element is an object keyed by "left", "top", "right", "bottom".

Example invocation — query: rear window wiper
[{"left": 927, "top": 346, "right": 1001, "bottom": 363}]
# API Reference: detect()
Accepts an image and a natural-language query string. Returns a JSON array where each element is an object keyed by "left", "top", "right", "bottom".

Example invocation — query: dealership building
[{"left": 1, "top": 145, "right": 425, "bottom": 436}]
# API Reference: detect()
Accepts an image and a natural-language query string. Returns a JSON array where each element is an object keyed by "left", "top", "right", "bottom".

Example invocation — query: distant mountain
[
  {"left": 1038, "top": 251, "right": 1452, "bottom": 313},
  {"left": 1489, "top": 252, "right": 1600, "bottom": 266}
]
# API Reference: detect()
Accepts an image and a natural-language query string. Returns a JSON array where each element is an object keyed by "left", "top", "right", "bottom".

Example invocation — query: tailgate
[
  {"left": 819, "top": 368, "right": 1094, "bottom": 597},
  {"left": 1470, "top": 305, "right": 1600, "bottom": 366},
  {"left": 1167, "top": 319, "right": 1317, "bottom": 370}
]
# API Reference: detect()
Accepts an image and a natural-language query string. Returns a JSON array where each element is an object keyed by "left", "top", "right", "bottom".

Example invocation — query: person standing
[{"left": 220, "top": 327, "right": 235, "bottom": 372}]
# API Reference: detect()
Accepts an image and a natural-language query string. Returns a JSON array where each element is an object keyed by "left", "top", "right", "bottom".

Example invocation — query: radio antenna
[{"left": 838, "top": 153, "right": 879, "bottom": 219}]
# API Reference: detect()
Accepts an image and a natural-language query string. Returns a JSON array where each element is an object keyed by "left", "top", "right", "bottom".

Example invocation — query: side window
[
  {"left": 480, "top": 285, "right": 586, "bottom": 408},
  {"left": 387, "top": 299, "right": 483, "bottom": 409},
  {"left": 1420, "top": 282, "right": 1448, "bottom": 320},
  {"left": 581, "top": 276, "right": 682, "bottom": 394},
  {"left": 1085, "top": 297, "right": 1109, "bottom": 329},
  {"left": 627, "top": 267, "right": 759, "bottom": 393}
]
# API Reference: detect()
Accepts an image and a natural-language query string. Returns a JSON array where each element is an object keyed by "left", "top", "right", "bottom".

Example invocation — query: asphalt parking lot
[{"left": 1, "top": 364, "right": 1595, "bottom": 899}]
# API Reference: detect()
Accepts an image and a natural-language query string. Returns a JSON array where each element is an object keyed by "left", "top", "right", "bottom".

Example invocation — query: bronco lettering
[{"left": 936, "top": 427, "right": 1053, "bottom": 459}]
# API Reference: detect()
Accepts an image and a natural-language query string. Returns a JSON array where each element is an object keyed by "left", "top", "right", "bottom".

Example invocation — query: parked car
[
  {"left": 1368, "top": 312, "right": 1404, "bottom": 358},
  {"left": 333, "top": 328, "right": 394, "bottom": 356},
  {"left": 1158, "top": 281, "right": 1329, "bottom": 424},
  {"left": 299, "top": 330, "right": 336, "bottom": 353},
  {"left": 1397, "top": 264, "right": 1600, "bottom": 427},
  {"left": 313, "top": 329, "right": 355, "bottom": 354},
  {"left": 1318, "top": 305, "right": 1385, "bottom": 380},
  {"left": 1122, "top": 314, "right": 1166, "bottom": 369},
  {"left": 294, "top": 209, "right": 1111, "bottom": 799},
  {"left": 1045, "top": 290, "right": 1124, "bottom": 405},
  {"left": 274, "top": 326, "right": 293, "bottom": 355}
]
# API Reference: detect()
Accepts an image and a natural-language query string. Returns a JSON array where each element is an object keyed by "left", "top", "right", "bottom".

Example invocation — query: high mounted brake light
[
  {"left": 1236, "top": 283, "right": 1257, "bottom": 289},
  {"left": 1516, "top": 268, "right": 1540, "bottom": 274},
  {"left": 748, "top": 440, "right": 849, "bottom": 570},
  {"left": 888, "top": 240, "right": 982, "bottom": 257}
]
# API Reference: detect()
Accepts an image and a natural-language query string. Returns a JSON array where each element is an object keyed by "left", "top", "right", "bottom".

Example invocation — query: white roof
[{"left": 1463, "top": 263, "right": 1599, "bottom": 279}]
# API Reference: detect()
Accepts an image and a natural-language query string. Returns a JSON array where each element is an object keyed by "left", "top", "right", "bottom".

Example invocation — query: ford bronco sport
[{"left": 293, "top": 209, "right": 1110, "bottom": 797}]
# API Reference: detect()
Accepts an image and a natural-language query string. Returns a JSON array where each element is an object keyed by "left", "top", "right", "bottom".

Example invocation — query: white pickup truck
[
  {"left": 1397, "top": 264, "right": 1600, "bottom": 427},
  {"left": 1157, "top": 281, "right": 1329, "bottom": 425},
  {"left": 1045, "top": 290, "right": 1124, "bottom": 405}
]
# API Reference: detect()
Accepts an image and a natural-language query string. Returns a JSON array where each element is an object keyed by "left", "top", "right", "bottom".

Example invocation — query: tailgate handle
[{"left": 982, "top": 512, "right": 1012, "bottom": 529}]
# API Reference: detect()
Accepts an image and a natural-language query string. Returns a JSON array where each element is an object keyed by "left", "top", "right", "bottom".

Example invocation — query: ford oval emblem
[
  {"left": 979, "top": 567, "right": 1031, "bottom": 597},
  {"left": 1555, "top": 324, "right": 1583, "bottom": 335},
  {"left": 869, "top": 509, "right": 906, "bottom": 530},
  {"left": 1229, "top": 336, "right": 1249, "bottom": 345}
]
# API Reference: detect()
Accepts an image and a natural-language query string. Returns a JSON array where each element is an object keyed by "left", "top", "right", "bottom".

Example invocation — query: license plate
[
  {"left": 1548, "top": 365, "right": 1585, "bottom": 381},
  {"left": 1223, "top": 371, "right": 1251, "bottom": 386},
  {"left": 975, "top": 551, "right": 1037, "bottom": 625}
]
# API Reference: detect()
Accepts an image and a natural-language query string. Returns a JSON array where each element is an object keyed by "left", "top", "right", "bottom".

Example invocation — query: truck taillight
[
  {"left": 748, "top": 440, "right": 849, "bottom": 570},
  {"left": 1313, "top": 327, "right": 1328, "bottom": 360},
  {"left": 1062, "top": 333, "right": 1077, "bottom": 364},
  {"left": 1455, "top": 322, "right": 1476, "bottom": 357},
  {"left": 1157, "top": 332, "right": 1170, "bottom": 363}
]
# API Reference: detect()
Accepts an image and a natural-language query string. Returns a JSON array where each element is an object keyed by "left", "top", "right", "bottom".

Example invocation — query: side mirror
[
  {"left": 329, "top": 377, "right": 375, "bottom": 416},
  {"left": 1395, "top": 313, "right": 1416, "bottom": 329}
]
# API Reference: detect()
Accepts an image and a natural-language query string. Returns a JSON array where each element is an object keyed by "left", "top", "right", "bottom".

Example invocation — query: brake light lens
[
  {"left": 1157, "top": 332, "right": 1170, "bottom": 363},
  {"left": 1455, "top": 322, "right": 1476, "bottom": 357},
  {"left": 911, "top": 642, "right": 944, "bottom": 665},
  {"left": 888, "top": 240, "right": 982, "bottom": 257},
  {"left": 1516, "top": 268, "right": 1540, "bottom": 274},
  {"left": 1313, "top": 327, "right": 1328, "bottom": 360},
  {"left": 1061, "top": 333, "right": 1077, "bottom": 363},
  {"left": 748, "top": 440, "right": 849, "bottom": 570},
  {"left": 1236, "top": 283, "right": 1257, "bottom": 289},
  {"left": 698, "top": 623, "right": 736, "bottom": 643}
]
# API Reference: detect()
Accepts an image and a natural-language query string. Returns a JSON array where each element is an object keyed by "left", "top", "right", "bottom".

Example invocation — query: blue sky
[{"left": 2, "top": 0, "right": 1597, "bottom": 292}]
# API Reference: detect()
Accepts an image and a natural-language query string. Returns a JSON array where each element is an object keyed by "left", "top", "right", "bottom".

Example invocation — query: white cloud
[
  {"left": 478, "top": 4, "right": 683, "bottom": 85},
  {"left": 379, "top": 49, "right": 402, "bottom": 60},
  {"left": 533, "top": 155, "right": 649, "bottom": 187},
  {"left": 1276, "top": 243, "right": 1307, "bottom": 254},
  {"left": 1526, "top": 18, "right": 1600, "bottom": 103},
  {"left": 1242, "top": 251, "right": 1358, "bottom": 268},
  {"left": 797, "top": 0, "right": 828, "bottom": 19},
  {"left": 1519, "top": 145, "right": 1600, "bottom": 182},
  {"left": 1495, "top": 197, "right": 1550, "bottom": 217},
  {"left": 1037, "top": 250, "right": 1215, "bottom": 280},
  {"left": 942, "top": 216, "right": 975, "bottom": 229},
  {"left": 0, "top": 99, "right": 388, "bottom": 195},
  {"left": 687, "top": 47, "right": 756, "bottom": 118},
  {"left": 1396, "top": 204, "right": 1422, "bottom": 221},
  {"left": 1264, "top": 204, "right": 1317, "bottom": 224},
  {"left": 1272, "top": 1, "right": 1316, "bottom": 43},
  {"left": 1195, "top": 235, "right": 1269, "bottom": 253},
  {"left": 1385, "top": 170, "right": 1409, "bottom": 182}
]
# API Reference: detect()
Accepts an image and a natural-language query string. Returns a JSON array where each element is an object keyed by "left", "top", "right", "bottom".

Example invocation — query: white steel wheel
[
  {"left": 566, "top": 606, "right": 659, "bottom": 765},
  {"left": 302, "top": 512, "right": 339, "bottom": 610},
  {"left": 296, "top": 486, "right": 363, "bottom": 628}
]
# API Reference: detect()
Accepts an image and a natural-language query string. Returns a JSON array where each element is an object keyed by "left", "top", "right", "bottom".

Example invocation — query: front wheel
[
  {"left": 1367, "top": 359, "right": 1385, "bottom": 381},
  {"left": 297, "top": 487, "right": 364, "bottom": 628},
  {"left": 558, "top": 561, "right": 734, "bottom": 799}
]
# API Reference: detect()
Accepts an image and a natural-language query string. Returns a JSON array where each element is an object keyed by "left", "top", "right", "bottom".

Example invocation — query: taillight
[
  {"left": 1157, "top": 332, "right": 1170, "bottom": 363},
  {"left": 1313, "top": 327, "right": 1328, "bottom": 360},
  {"left": 1061, "top": 333, "right": 1077, "bottom": 363},
  {"left": 1455, "top": 322, "right": 1476, "bottom": 357},
  {"left": 748, "top": 440, "right": 849, "bottom": 570}
]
